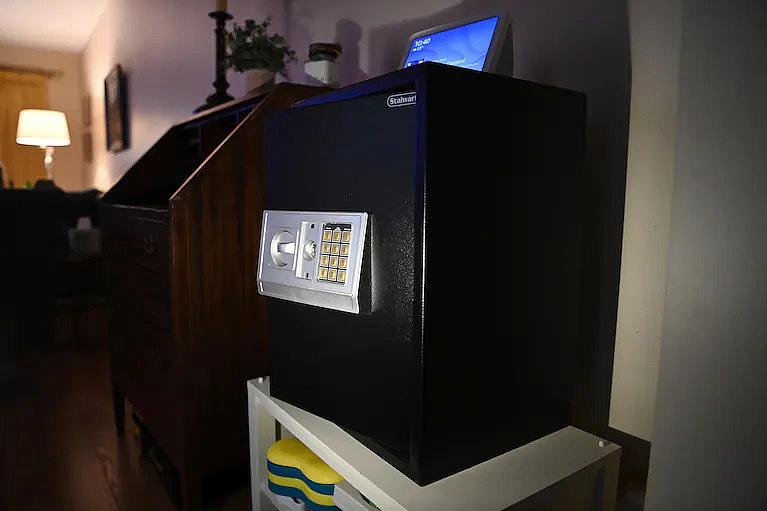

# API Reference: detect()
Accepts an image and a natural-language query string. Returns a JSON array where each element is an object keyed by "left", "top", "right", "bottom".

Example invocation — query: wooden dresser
[{"left": 101, "top": 84, "right": 327, "bottom": 510}]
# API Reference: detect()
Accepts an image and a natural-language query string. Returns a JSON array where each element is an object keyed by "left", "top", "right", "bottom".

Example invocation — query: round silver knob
[{"left": 303, "top": 240, "right": 317, "bottom": 261}]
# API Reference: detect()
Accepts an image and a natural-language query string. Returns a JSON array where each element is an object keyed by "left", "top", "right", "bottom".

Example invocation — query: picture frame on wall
[{"left": 104, "top": 64, "right": 128, "bottom": 152}]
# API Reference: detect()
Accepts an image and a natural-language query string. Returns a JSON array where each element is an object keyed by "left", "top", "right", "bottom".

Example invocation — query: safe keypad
[{"left": 318, "top": 223, "right": 351, "bottom": 283}]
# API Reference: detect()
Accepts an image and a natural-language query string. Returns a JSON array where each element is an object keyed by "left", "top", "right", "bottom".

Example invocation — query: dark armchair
[{"left": 0, "top": 188, "right": 101, "bottom": 352}]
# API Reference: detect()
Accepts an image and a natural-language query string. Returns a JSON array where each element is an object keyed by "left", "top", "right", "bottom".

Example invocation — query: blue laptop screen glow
[{"left": 403, "top": 16, "right": 500, "bottom": 71}]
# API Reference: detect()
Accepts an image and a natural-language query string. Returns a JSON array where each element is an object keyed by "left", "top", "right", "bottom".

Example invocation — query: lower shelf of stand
[
  {"left": 261, "top": 482, "right": 310, "bottom": 511},
  {"left": 261, "top": 480, "right": 376, "bottom": 511},
  {"left": 248, "top": 378, "right": 621, "bottom": 511}
]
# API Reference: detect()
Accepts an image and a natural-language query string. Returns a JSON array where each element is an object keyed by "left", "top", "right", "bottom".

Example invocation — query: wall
[
  {"left": 285, "top": 0, "right": 632, "bottom": 437},
  {"left": 81, "top": 0, "right": 286, "bottom": 192},
  {"left": 609, "top": 0, "right": 681, "bottom": 441},
  {"left": 283, "top": 0, "right": 459, "bottom": 84},
  {"left": 645, "top": 0, "right": 767, "bottom": 508},
  {"left": 0, "top": 44, "right": 85, "bottom": 190}
]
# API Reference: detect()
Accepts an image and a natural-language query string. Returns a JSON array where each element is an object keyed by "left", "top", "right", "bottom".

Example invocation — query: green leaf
[{"left": 224, "top": 16, "right": 296, "bottom": 73}]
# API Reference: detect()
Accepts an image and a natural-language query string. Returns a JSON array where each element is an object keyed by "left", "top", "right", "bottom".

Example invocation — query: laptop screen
[{"left": 402, "top": 16, "right": 500, "bottom": 71}]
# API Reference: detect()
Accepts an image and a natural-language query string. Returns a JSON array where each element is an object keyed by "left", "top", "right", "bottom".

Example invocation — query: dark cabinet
[{"left": 101, "top": 84, "right": 327, "bottom": 510}]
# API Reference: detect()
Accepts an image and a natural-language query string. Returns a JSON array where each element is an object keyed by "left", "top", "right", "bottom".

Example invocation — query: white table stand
[{"left": 248, "top": 378, "right": 620, "bottom": 511}]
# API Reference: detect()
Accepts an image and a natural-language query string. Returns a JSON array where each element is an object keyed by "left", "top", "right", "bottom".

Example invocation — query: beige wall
[
  {"left": 646, "top": 0, "right": 767, "bottom": 506},
  {"left": 283, "top": 0, "right": 460, "bottom": 84},
  {"left": 609, "top": 0, "right": 682, "bottom": 441},
  {"left": 0, "top": 43, "right": 85, "bottom": 190},
  {"left": 81, "top": 0, "right": 286, "bottom": 192}
]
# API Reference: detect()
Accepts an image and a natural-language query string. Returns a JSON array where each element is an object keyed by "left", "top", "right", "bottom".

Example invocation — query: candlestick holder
[{"left": 195, "top": 10, "right": 234, "bottom": 113}]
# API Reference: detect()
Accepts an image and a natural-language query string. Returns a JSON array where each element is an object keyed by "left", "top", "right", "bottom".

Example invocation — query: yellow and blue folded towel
[{"left": 267, "top": 438, "right": 344, "bottom": 511}]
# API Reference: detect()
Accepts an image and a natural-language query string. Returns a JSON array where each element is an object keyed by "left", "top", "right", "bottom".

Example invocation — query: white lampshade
[{"left": 16, "top": 109, "right": 71, "bottom": 147}]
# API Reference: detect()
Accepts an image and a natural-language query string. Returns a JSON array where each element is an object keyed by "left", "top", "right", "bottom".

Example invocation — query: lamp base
[
  {"left": 33, "top": 179, "right": 57, "bottom": 191},
  {"left": 43, "top": 146, "right": 55, "bottom": 180},
  {"left": 194, "top": 10, "right": 233, "bottom": 114}
]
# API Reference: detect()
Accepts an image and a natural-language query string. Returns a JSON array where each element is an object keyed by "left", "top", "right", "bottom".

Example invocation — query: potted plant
[{"left": 225, "top": 17, "right": 296, "bottom": 95}]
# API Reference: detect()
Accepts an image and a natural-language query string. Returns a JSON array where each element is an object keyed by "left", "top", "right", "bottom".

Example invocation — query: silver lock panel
[{"left": 257, "top": 210, "right": 368, "bottom": 314}]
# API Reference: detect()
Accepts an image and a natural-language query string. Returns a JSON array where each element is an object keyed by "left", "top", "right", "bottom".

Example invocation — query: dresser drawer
[
  {"left": 103, "top": 205, "right": 169, "bottom": 272},
  {"left": 109, "top": 298, "right": 173, "bottom": 384},
  {"left": 106, "top": 257, "right": 170, "bottom": 328},
  {"left": 109, "top": 299, "right": 181, "bottom": 463}
]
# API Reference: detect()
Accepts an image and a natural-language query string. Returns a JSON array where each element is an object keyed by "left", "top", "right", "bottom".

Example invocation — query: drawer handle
[{"left": 143, "top": 235, "right": 156, "bottom": 254}]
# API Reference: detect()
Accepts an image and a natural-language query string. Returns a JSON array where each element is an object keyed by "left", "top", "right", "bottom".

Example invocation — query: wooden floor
[
  {"left": 0, "top": 339, "right": 645, "bottom": 511},
  {"left": 0, "top": 341, "right": 249, "bottom": 511}
]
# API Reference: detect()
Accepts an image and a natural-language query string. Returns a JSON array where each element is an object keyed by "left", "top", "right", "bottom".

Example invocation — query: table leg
[
  {"left": 112, "top": 380, "right": 125, "bottom": 436},
  {"left": 249, "top": 379, "right": 276, "bottom": 511}
]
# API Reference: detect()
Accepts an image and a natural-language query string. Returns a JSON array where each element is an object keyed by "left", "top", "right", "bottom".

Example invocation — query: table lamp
[{"left": 16, "top": 109, "right": 71, "bottom": 181}]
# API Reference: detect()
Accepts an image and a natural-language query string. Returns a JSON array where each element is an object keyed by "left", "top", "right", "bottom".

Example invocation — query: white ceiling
[{"left": 0, "top": 0, "right": 108, "bottom": 52}]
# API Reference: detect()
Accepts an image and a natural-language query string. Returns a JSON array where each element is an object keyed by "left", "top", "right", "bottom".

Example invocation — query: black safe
[{"left": 258, "top": 63, "right": 586, "bottom": 485}]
